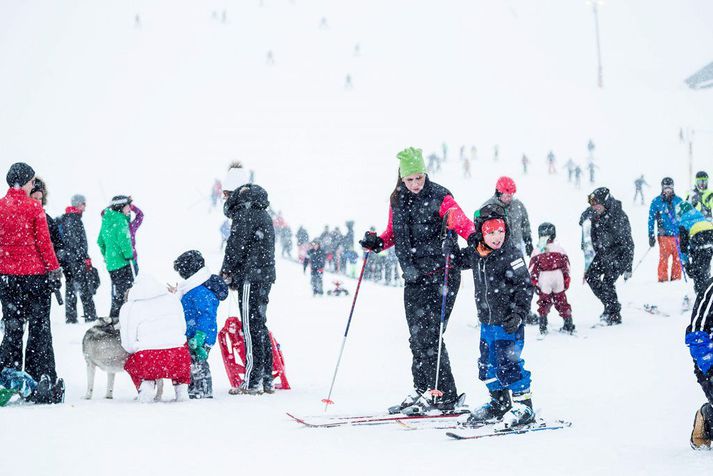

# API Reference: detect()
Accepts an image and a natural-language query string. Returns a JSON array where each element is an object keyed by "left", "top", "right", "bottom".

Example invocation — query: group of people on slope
[
  {"left": 0, "top": 160, "right": 279, "bottom": 403},
  {"left": 358, "top": 147, "right": 595, "bottom": 428},
  {"left": 648, "top": 174, "right": 713, "bottom": 294}
]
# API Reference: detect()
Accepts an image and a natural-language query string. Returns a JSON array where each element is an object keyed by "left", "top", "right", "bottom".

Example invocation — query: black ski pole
[{"left": 322, "top": 251, "right": 370, "bottom": 411}]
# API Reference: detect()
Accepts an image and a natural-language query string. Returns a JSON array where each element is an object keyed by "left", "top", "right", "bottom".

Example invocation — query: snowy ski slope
[{"left": 0, "top": 1, "right": 712, "bottom": 474}]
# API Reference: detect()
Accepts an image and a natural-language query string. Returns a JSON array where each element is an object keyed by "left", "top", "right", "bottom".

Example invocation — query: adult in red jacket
[
  {"left": 360, "top": 147, "right": 475, "bottom": 415},
  {"left": 0, "top": 163, "right": 64, "bottom": 403}
]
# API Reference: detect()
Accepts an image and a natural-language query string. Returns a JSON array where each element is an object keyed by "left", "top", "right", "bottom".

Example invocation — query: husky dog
[{"left": 82, "top": 318, "right": 163, "bottom": 399}]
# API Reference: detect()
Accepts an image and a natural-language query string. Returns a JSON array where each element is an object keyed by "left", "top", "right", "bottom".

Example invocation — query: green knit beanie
[{"left": 397, "top": 147, "right": 427, "bottom": 178}]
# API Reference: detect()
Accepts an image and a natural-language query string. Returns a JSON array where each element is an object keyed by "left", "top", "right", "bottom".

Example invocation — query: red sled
[{"left": 218, "top": 316, "right": 291, "bottom": 390}]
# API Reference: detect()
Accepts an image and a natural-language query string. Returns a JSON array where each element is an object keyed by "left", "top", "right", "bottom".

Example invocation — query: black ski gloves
[
  {"left": 649, "top": 236, "right": 656, "bottom": 247},
  {"left": 525, "top": 241, "right": 534, "bottom": 257},
  {"left": 359, "top": 231, "right": 384, "bottom": 253},
  {"left": 503, "top": 314, "right": 522, "bottom": 334}
]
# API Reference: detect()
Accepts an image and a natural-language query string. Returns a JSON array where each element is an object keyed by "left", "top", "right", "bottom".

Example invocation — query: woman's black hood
[{"left": 223, "top": 184, "right": 270, "bottom": 218}]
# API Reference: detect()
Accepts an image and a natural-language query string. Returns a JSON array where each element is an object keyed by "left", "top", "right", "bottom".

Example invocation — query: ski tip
[
  {"left": 445, "top": 431, "right": 467, "bottom": 440},
  {"left": 321, "top": 398, "right": 335, "bottom": 405}
]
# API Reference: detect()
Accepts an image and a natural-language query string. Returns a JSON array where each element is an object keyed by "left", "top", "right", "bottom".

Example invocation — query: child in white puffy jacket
[{"left": 120, "top": 274, "right": 191, "bottom": 402}]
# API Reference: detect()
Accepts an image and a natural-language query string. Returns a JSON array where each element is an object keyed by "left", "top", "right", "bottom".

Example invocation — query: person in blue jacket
[
  {"left": 648, "top": 177, "right": 683, "bottom": 282},
  {"left": 173, "top": 250, "right": 228, "bottom": 399}
]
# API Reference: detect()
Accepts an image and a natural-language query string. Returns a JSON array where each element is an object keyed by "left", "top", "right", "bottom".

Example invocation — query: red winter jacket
[{"left": 0, "top": 188, "right": 60, "bottom": 275}]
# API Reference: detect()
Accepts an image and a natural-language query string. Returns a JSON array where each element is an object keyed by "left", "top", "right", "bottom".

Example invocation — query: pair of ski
[{"left": 286, "top": 411, "right": 571, "bottom": 440}]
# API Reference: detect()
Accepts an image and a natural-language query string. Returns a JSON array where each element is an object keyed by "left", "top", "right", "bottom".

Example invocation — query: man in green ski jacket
[{"left": 98, "top": 195, "right": 135, "bottom": 317}]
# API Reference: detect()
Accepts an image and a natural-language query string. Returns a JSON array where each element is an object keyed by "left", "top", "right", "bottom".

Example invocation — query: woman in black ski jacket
[
  {"left": 221, "top": 183, "right": 276, "bottom": 395},
  {"left": 359, "top": 147, "right": 474, "bottom": 415}
]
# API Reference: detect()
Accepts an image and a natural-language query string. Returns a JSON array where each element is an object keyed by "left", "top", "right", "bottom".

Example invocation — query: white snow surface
[{"left": 1, "top": 1, "right": 713, "bottom": 474}]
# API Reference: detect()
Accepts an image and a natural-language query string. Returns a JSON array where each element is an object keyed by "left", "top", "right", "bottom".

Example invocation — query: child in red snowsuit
[{"left": 528, "top": 223, "right": 575, "bottom": 335}]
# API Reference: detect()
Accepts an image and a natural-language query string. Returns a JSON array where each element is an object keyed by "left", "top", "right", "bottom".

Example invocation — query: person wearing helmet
[
  {"left": 648, "top": 177, "right": 683, "bottom": 282},
  {"left": 459, "top": 204, "right": 535, "bottom": 427},
  {"left": 675, "top": 201, "right": 713, "bottom": 294},
  {"left": 686, "top": 171, "right": 713, "bottom": 220},
  {"left": 580, "top": 187, "right": 634, "bottom": 325},
  {"left": 482, "top": 176, "right": 534, "bottom": 257},
  {"left": 359, "top": 147, "right": 475, "bottom": 415},
  {"left": 528, "top": 222, "right": 575, "bottom": 335}
]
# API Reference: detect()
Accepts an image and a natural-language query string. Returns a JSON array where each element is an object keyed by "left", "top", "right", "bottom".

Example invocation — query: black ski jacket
[
  {"left": 462, "top": 241, "right": 533, "bottom": 326},
  {"left": 56, "top": 211, "right": 89, "bottom": 269},
  {"left": 221, "top": 184, "right": 276, "bottom": 285},
  {"left": 304, "top": 247, "right": 326, "bottom": 274},
  {"left": 579, "top": 197, "right": 634, "bottom": 275},
  {"left": 391, "top": 178, "right": 461, "bottom": 284}
]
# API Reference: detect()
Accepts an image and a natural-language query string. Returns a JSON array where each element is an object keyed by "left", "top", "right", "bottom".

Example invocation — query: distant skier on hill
[
  {"left": 547, "top": 151, "right": 556, "bottom": 174},
  {"left": 587, "top": 161, "right": 598, "bottom": 184},
  {"left": 634, "top": 175, "right": 648, "bottom": 205}
]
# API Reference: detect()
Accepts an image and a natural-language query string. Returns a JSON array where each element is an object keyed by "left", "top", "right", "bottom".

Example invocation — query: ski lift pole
[{"left": 322, "top": 251, "right": 370, "bottom": 412}]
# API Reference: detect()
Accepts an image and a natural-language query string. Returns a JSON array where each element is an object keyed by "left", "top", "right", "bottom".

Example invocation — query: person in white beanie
[
  {"left": 120, "top": 274, "right": 191, "bottom": 402},
  {"left": 222, "top": 162, "right": 251, "bottom": 199}
]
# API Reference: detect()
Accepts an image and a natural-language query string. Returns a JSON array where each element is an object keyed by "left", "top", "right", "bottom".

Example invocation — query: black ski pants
[
  {"left": 0, "top": 275, "right": 57, "bottom": 382},
  {"left": 64, "top": 265, "right": 96, "bottom": 322},
  {"left": 310, "top": 270, "right": 323, "bottom": 295},
  {"left": 585, "top": 257, "right": 622, "bottom": 316},
  {"left": 109, "top": 265, "right": 134, "bottom": 318},
  {"left": 403, "top": 271, "right": 460, "bottom": 402},
  {"left": 237, "top": 280, "right": 273, "bottom": 389},
  {"left": 687, "top": 230, "right": 713, "bottom": 296}
]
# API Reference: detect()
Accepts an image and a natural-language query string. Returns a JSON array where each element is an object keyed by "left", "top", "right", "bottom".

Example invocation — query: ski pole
[
  {"left": 631, "top": 246, "right": 652, "bottom": 275},
  {"left": 322, "top": 251, "right": 370, "bottom": 412},
  {"left": 431, "top": 230, "right": 452, "bottom": 401}
]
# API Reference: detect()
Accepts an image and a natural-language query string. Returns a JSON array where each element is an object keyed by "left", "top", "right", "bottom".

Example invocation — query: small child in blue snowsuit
[
  {"left": 461, "top": 204, "right": 536, "bottom": 427},
  {"left": 173, "top": 250, "right": 228, "bottom": 399}
]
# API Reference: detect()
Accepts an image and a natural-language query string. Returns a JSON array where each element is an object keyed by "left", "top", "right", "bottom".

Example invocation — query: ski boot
[
  {"left": 691, "top": 403, "right": 713, "bottom": 449},
  {"left": 538, "top": 316, "right": 548, "bottom": 335},
  {"left": 560, "top": 317, "right": 576, "bottom": 334},
  {"left": 401, "top": 392, "right": 466, "bottom": 416},
  {"left": 388, "top": 389, "right": 425, "bottom": 414},
  {"left": 526, "top": 312, "right": 539, "bottom": 325},
  {"left": 52, "top": 378, "right": 65, "bottom": 404},
  {"left": 464, "top": 389, "right": 511, "bottom": 426},
  {"left": 502, "top": 391, "right": 535, "bottom": 428}
]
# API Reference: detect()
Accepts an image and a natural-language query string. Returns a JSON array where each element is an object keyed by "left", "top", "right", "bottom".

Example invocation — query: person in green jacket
[{"left": 98, "top": 195, "right": 135, "bottom": 317}]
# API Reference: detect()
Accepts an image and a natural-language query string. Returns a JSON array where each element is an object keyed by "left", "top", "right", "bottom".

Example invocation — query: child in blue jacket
[{"left": 173, "top": 250, "right": 228, "bottom": 398}]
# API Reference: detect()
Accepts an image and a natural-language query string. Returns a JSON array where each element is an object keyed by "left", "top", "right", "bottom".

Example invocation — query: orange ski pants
[{"left": 658, "top": 236, "right": 682, "bottom": 282}]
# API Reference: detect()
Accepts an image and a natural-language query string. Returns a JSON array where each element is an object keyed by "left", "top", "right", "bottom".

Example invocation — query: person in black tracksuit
[
  {"left": 686, "top": 278, "right": 713, "bottom": 449},
  {"left": 221, "top": 184, "right": 276, "bottom": 395},
  {"left": 56, "top": 195, "right": 97, "bottom": 323},
  {"left": 359, "top": 147, "right": 474, "bottom": 414},
  {"left": 460, "top": 204, "right": 535, "bottom": 427},
  {"left": 579, "top": 187, "right": 634, "bottom": 325},
  {"left": 303, "top": 240, "right": 326, "bottom": 296}
]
